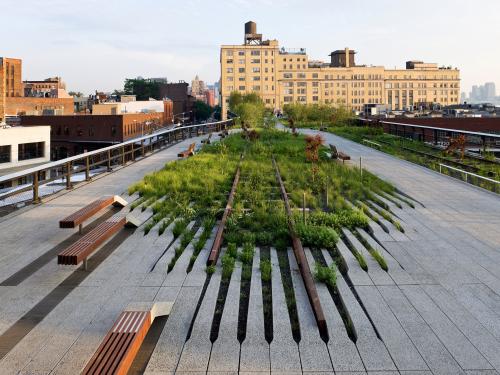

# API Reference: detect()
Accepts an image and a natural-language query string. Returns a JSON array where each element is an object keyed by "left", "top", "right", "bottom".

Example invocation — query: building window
[
  {"left": 238, "top": 51, "right": 245, "bottom": 56},
  {"left": 284, "top": 96, "right": 293, "bottom": 102},
  {"left": 252, "top": 67, "right": 260, "bottom": 73},
  {"left": 0, "top": 145, "right": 11, "bottom": 163},
  {"left": 252, "top": 85, "right": 261, "bottom": 91},
  {"left": 253, "top": 76, "right": 260, "bottom": 81},
  {"left": 312, "top": 96, "right": 319, "bottom": 101},
  {"left": 18, "top": 142, "right": 44, "bottom": 161},
  {"left": 227, "top": 76, "right": 234, "bottom": 81},
  {"left": 297, "top": 73, "right": 306, "bottom": 79},
  {"left": 239, "top": 68, "right": 245, "bottom": 73},
  {"left": 226, "top": 50, "right": 233, "bottom": 56},
  {"left": 226, "top": 59, "right": 233, "bottom": 64},
  {"left": 251, "top": 50, "right": 260, "bottom": 56},
  {"left": 226, "top": 68, "right": 233, "bottom": 73},
  {"left": 239, "top": 59, "right": 245, "bottom": 64},
  {"left": 283, "top": 73, "right": 292, "bottom": 79},
  {"left": 251, "top": 59, "right": 260, "bottom": 63},
  {"left": 239, "top": 86, "right": 246, "bottom": 91}
]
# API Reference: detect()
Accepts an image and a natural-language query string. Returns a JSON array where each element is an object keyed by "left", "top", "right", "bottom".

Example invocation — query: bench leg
[
  {"left": 79, "top": 224, "right": 83, "bottom": 235},
  {"left": 83, "top": 258, "right": 88, "bottom": 271}
]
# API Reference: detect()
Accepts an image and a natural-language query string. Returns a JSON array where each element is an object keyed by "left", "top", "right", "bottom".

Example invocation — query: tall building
[
  {"left": 484, "top": 82, "right": 496, "bottom": 101},
  {"left": 469, "top": 82, "right": 497, "bottom": 103},
  {"left": 220, "top": 22, "right": 460, "bottom": 119},
  {"left": 191, "top": 75, "right": 207, "bottom": 96},
  {"left": 0, "top": 57, "right": 73, "bottom": 123}
]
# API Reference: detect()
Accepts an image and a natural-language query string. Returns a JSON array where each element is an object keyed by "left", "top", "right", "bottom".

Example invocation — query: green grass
[
  {"left": 260, "top": 258, "right": 272, "bottom": 282},
  {"left": 313, "top": 261, "right": 337, "bottom": 288}
]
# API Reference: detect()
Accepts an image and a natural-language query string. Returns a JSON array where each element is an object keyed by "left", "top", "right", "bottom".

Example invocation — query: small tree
[{"left": 305, "top": 134, "right": 324, "bottom": 182}]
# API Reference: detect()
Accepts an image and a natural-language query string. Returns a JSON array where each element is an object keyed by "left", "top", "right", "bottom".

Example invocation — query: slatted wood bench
[
  {"left": 58, "top": 214, "right": 127, "bottom": 269},
  {"left": 59, "top": 195, "right": 127, "bottom": 234},
  {"left": 177, "top": 143, "right": 196, "bottom": 158},
  {"left": 329, "top": 144, "right": 350, "bottom": 163},
  {"left": 82, "top": 302, "right": 172, "bottom": 375},
  {"left": 201, "top": 132, "right": 212, "bottom": 144}
]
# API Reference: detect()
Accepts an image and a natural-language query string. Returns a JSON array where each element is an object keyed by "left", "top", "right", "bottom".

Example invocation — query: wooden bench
[
  {"left": 58, "top": 214, "right": 127, "bottom": 268},
  {"left": 219, "top": 129, "right": 229, "bottom": 139},
  {"left": 82, "top": 302, "right": 172, "bottom": 375},
  {"left": 329, "top": 144, "right": 350, "bottom": 163},
  {"left": 201, "top": 132, "right": 212, "bottom": 144},
  {"left": 59, "top": 195, "right": 127, "bottom": 234},
  {"left": 177, "top": 143, "right": 196, "bottom": 158}
]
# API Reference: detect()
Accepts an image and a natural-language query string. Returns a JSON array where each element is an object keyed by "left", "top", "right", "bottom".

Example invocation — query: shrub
[
  {"left": 206, "top": 265, "right": 216, "bottom": 275},
  {"left": 180, "top": 230, "right": 195, "bottom": 249},
  {"left": 226, "top": 243, "right": 238, "bottom": 258},
  {"left": 172, "top": 219, "right": 188, "bottom": 239},
  {"left": 296, "top": 223, "right": 338, "bottom": 250},
  {"left": 221, "top": 253, "right": 235, "bottom": 279},
  {"left": 314, "top": 262, "right": 337, "bottom": 288},
  {"left": 260, "top": 259, "right": 272, "bottom": 282},
  {"left": 240, "top": 243, "right": 254, "bottom": 265}
]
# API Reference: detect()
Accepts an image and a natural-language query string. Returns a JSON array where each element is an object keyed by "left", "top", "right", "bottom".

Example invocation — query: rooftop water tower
[{"left": 244, "top": 21, "right": 262, "bottom": 45}]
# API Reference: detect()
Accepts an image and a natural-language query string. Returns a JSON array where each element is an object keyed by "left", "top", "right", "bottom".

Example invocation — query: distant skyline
[{"left": 3, "top": 0, "right": 500, "bottom": 95}]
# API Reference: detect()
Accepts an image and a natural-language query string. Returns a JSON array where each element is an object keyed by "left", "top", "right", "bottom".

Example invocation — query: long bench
[
  {"left": 58, "top": 214, "right": 127, "bottom": 268},
  {"left": 329, "top": 144, "right": 351, "bottom": 163},
  {"left": 177, "top": 143, "right": 196, "bottom": 158},
  {"left": 59, "top": 195, "right": 127, "bottom": 234},
  {"left": 82, "top": 302, "right": 172, "bottom": 375}
]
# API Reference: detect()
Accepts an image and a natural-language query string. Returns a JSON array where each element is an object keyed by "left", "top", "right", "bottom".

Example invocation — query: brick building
[
  {"left": 21, "top": 104, "right": 173, "bottom": 159},
  {"left": 158, "top": 81, "right": 195, "bottom": 122},
  {"left": 0, "top": 57, "right": 73, "bottom": 123}
]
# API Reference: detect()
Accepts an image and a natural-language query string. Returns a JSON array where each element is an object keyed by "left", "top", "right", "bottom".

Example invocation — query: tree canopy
[
  {"left": 229, "top": 91, "right": 266, "bottom": 128},
  {"left": 194, "top": 100, "right": 212, "bottom": 121},
  {"left": 123, "top": 78, "right": 160, "bottom": 100}
]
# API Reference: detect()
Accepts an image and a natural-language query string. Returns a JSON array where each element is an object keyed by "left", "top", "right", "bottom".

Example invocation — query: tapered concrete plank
[
  {"left": 343, "top": 229, "right": 394, "bottom": 286},
  {"left": 176, "top": 272, "right": 221, "bottom": 372},
  {"left": 144, "top": 285, "right": 203, "bottom": 373},
  {"left": 336, "top": 274, "right": 397, "bottom": 371},
  {"left": 182, "top": 226, "right": 217, "bottom": 287},
  {"left": 240, "top": 249, "right": 270, "bottom": 373},
  {"left": 337, "top": 239, "right": 373, "bottom": 286},
  {"left": 288, "top": 249, "right": 333, "bottom": 372},
  {"left": 357, "top": 228, "right": 415, "bottom": 285},
  {"left": 207, "top": 263, "right": 242, "bottom": 373},
  {"left": 313, "top": 249, "right": 365, "bottom": 372},
  {"left": 269, "top": 248, "right": 301, "bottom": 374}
]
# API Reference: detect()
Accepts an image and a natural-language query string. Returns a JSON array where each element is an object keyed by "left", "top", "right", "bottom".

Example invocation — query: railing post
[
  {"left": 32, "top": 172, "right": 40, "bottom": 204},
  {"left": 85, "top": 156, "right": 90, "bottom": 181},
  {"left": 122, "top": 146, "right": 126, "bottom": 166},
  {"left": 66, "top": 161, "right": 72, "bottom": 189},
  {"left": 141, "top": 140, "right": 145, "bottom": 157},
  {"left": 131, "top": 143, "right": 135, "bottom": 161},
  {"left": 107, "top": 150, "right": 112, "bottom": 171}
]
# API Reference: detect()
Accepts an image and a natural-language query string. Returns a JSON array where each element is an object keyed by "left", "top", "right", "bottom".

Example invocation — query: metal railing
[
  {"left": 0, "top": 119, "right": 233, "bottom": 205},
  {"left": 438, "top": 163, "right": 500, "bottom": 193}
]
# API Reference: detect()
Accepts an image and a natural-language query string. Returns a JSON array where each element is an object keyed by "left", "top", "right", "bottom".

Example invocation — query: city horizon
[{"left": 2, "top": 0, "right": 500, "bottom": 95}]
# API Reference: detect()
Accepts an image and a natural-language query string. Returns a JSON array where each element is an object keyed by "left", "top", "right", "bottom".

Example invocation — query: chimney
[{"left": 345, "top": 48, "right": 350, "bottom": 68}]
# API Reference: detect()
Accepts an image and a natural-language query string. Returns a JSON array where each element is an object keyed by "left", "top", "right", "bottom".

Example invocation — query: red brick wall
[{"left": 6, "top": 97, "right": 74, "bottom": 116}]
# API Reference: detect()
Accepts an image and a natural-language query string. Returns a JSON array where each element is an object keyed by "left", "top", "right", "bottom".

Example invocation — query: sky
[{"left": 3, "top": 0, "right": 500, "bottom": 96}]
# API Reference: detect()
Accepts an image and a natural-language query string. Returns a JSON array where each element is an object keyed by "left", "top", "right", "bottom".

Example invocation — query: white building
[
  {"left": 91, "top": 100, "right": 165, "bottom": 115},
  {"left": 0, "top": 125, "right": 50, "bottom": 176}
]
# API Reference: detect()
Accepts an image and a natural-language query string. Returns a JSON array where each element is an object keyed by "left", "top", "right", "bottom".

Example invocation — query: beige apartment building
[{"left": 220, "top": 22, "right": 460, "bottom": 119}]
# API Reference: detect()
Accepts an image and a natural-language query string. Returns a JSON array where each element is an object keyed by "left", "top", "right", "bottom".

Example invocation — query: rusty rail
[
  {"left": 272, "top": 156, "right": 328, "bottom": 338},
  {"left": 207, "top": 155, "right": 243, "bottom": 266}
]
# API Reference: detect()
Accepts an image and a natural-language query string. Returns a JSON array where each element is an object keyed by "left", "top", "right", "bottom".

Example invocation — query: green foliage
[
  {"left": 354, "top": 251, "right": 368, "bottom": 271},
  {"left": 372, "top": 250, "right": 388, "bottom": 271},
  {"left": 226, "top": 242, "right": 238, "bottom": 258},
  {"left": 172, "top": 219, "right": 188, "bottom": 239},
  {"left": 194, "top": 100, "right": 212, "bottom": 121},
  {"left": 229, "top": 91, "right": 266, "bottom": 128},
  {"left": 283, "top": 103, "right": 354, "bottom": 127},
  {"left": 239, "top": 243, "right": 254, "bottom": 265},
  {"left": 307, "top": 210, "right": 369, "bottom": 230},
  {"left": 221, "top": 253, "right": 236, "bottom": 278},
  {"left": 296, "top": 223, "right": 338, "bottom": 250},
  {"left": 260, "top": 259, "right": 272, "bottom": 282},
  {"left": 180, "top": 229, "right": 195, "bottom": 249},
  {"left": 206, "top": 265, "right": 216, "bottom": 275},
  {"left": 123, "top": 78, "right": 160, "bottom": 100},
  {"left": 314, "top": 262, "right": 337, "bottom": 288}
]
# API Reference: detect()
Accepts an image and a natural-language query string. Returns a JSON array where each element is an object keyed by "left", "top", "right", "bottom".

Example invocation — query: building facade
[
  {"left": 220, "top": 22, "right": 460, "bottom": 119},
  {"left": 0, "top": 58, "right": 73, "bottom": 123},
  {"left": 0, "top": 125, "right": 50, "bottom": 175}
]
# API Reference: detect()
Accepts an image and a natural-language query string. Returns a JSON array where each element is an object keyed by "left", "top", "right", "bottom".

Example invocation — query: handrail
[
  {"left": 0, "top": 119, "right": 233, "bottom": 204},
  {"left": 0, "top": 119, "right": 231, "bottom": 183},
  {"left": 438, "top": 163, "right": 500, "bottom": 186},
  {"left": 375, "top": 119, "right": 500, "bottom": 140}
]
